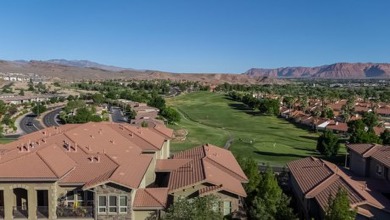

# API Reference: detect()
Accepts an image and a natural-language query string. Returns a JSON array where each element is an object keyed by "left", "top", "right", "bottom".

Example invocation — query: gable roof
[
  {"left": 165, "top": 144, "right": 248, "bottom": 197},
  {"left": 347, "top": 143, "right": 390, "bottom": 167},
  {"left": 133, "top": 188, "right": 169, "bottom": 209},
  {"left": 288, "top": 157, "right": 390, "bottom": 215}
]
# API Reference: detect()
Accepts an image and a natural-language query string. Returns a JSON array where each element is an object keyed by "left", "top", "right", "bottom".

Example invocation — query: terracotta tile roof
[
  {"left": 326, "top": 122, "right": 348, "bottom": 132},
  {"left": 288, "top": 157, "right": 390, "bottom": 215},
  {"left": 314, "top": 178, "right": 365, "bottom": 210},
  {"left": 347, "top": 143, "right": 390, "bottom": 167},
  {"left": 37, "top": 144, "right": 76, "bottom": 178},
  {"left": 152, "top": 124, "right": 174, "bottom": 139},
  {"left": 347, "top": 144, "right": 377, "bottom": 157},
  {"left": 0, "top": 153, "right": 57, "bottom": 180},
  {"left": 166, "top": 144, "right": 247, "bottom": 197},
  {"left": 155, "top": 159, "right": 191, "bottom": 172},
  {"left": 376, "top": 108, "right": 390, "bottom": 115},
  {"left": 0, "top": 122, "right": 172, "bottom": 190},
  {"left": 288, "top": 157, "right": 333, "bottom": 193},
  {"left": 133, "top": 188, "right": 169, "bottom": 209},
  {"left": 371, "top": 146, "right": 390, "bottom": 168},
  {"left": 354, "top": 106, "right": 370, "bottom": 113}
]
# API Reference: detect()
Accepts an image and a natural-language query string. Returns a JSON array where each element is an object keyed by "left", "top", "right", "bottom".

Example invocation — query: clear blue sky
[{"left": 1, "top": 0, "right": 390, "bottom": 73}]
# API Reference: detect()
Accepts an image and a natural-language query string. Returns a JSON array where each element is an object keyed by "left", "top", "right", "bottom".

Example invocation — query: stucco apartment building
[
  {"left": 0, "top": 122, "right": 247, "bottom": 220},
  {"left": 288, "top": 157, "right": 390, "bottom": 220}
]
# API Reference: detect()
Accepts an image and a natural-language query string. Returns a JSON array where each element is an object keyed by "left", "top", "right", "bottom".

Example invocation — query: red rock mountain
[{"left": 245, "top": 63, "right": 390, "bottom": 78}]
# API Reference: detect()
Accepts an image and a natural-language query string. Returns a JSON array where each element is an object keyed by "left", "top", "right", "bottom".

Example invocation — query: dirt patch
[{"left": 173, "top": 129, "right": 188, "bottom": 141}]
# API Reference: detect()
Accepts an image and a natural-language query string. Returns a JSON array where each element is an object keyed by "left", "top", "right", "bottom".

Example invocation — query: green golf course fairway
[{"left": 167, "top": 92, "right": 321, "bottom": 165}]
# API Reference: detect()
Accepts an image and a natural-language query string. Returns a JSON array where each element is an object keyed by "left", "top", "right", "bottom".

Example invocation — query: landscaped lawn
[
  {"left": 166, "top": 92, "right": 322, "bottom": 166},
  {"left": 0, "top": 138, "right": 16, "bottom": 144}
]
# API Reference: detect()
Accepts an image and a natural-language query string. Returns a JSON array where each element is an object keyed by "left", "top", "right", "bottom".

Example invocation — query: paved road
[
  {"left": 110, "top": 107, "right": 127, "bottom": 123},
  {"left": 20, "top": 114, "right": 45, "bottom": 134},
  {"left": 43, "top": 108, "right": 63, "bottom": 127}
]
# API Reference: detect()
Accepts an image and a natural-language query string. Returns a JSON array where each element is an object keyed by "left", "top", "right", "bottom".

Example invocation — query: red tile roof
[
  {"left": 0, "top": 122, "right": 172, "bottom": 190},
  {"left": 326, "top": 122, "right": 348, "bottom": 132},
  {"left": 133, "top": 188, "right": 169, "bottom": 209},
  {"left": 166, "top": 144, "right": 248, "bottom": 197},
  {"left": 288, "top": 157, "right": 390, "bottom": 215},
  {"left": 347, "top": 144, "right": 390, "bottom": 167}
]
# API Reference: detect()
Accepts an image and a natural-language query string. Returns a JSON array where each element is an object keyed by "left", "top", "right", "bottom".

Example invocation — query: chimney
[
  {"left": 110, "top": 140, "right": 115, "bottom": 144},
  {"left": 336, "top": 122, "right": 339, "bottom": 125}
]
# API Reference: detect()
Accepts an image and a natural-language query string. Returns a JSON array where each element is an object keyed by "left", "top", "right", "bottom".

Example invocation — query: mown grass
[
  {"left": 166, "top": 92, "right": 322, "bottom": 166},
  {"left": 0, "top": 138, "right": 16, "bottom": 144}
]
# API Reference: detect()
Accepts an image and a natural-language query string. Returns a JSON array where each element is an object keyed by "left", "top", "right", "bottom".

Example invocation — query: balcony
[
  {"left": 13, "top": 206, "right": 28, "bottom": 218},
  {"left": 56, "top": 206, "right": 94, "bottom": 218}
]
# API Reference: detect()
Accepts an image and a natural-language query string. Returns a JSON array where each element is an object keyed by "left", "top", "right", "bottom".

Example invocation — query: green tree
[
  {"left": 0, "top": 100, "right": 7, "bottom": 116},
  {"left": 248, "top": 166, "right": 296, "bottom": 220},
  {"left": 19, "top": 89, "right": 25, "bottom": 96},
  {"left": 31, "top": 103, "right": 47, "bottom": 116},
  {"left": 148, "top": 95, "right": 166, "bottom": 110},
  {"left": 362, "top": 112, "right": 378, "bottom": 129},
  {"left": 92, "top": 93, "right": 105, "bottom": 105},
  {"left": 237, "top": 157, "right": 261, "bottom": 196},
  {"left": 325, "top": 188, "right": 356, "bottom": 220},
  {"left": 381, "top": 129, "right": 390, "bottom": 145},
  {"left": 163, "top": 195, "right": 222, "bottom": 220},
  {"left": 317, "top": 130, "right": 340, "bottom": 157},
  {"left": 161, "top": 107, "right": 181, "bottom": 124},
  {"left": 348, "top": 120, "right": 380, "bottom": 144}
]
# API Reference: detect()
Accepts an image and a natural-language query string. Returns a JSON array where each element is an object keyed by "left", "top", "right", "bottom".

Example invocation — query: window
[
  {"left": 223, "top": 201, "right": 231, "bottom": 216},
  {"left": 119, "top": 196, "right": 128, "bottom": 213},
  {"left": 377, "top": 165, "right": 383, "bottom": 176},
  {"left": 66, "top": 191, "right": 75, "bottom": 207},
  {"left": 109, "top": 195, "right": 117, "bottom": 213},
  {"left": 98, "top": 196, "right": 107, "bottom": 213}
]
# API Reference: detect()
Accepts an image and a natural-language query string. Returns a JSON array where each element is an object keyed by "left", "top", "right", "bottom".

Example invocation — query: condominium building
[{"left": 0, "top": 122, "right": 247, "bottom": 219}]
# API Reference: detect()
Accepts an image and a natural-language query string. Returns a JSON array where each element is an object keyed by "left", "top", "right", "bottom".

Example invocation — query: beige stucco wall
[
  {"left": 0, "top": 182, "right": 57, "bottom": 220},
  {"left": 133, "top": 210, "right": 157, "bottom": 220},
  {"left": 139, "top": 153, "right": 157, "bottom": 188}
]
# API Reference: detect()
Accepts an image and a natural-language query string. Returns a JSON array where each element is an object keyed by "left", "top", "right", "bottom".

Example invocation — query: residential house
[
  {"left": 346, "top": 143, "right": 390, "bottom": 180},
  {"left": 288, "top": 157, "right": 390, "bottom": 220}
]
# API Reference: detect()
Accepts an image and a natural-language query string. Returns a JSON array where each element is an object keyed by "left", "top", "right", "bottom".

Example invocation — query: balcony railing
[
  {"left": 13, "top": 206, "right": 28, "bottom": 218},
  {"left": 56, "top": 206, "right": 93, "bottom": 218},
  {"left": 37, "top": 206, "right": 49, "bottom": 218}
]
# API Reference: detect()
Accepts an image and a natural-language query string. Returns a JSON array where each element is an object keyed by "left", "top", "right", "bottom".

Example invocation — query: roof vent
[{"left": 110, "top": 140, "right": 115, "bottom": 144}]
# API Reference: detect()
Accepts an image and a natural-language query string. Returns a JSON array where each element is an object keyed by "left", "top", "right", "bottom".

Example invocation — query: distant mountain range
[
  {"left": 0, "top": 59, "right": 262, "bottom": 84},
  {"left": 45, "top": 59, "right": 140, "bottom": 72},
  {"left": 1, "top": 59, "right": 390, "bottom": 83},
  {"left": 244, "top": 63, "right": 390, "bottom": 78}
]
